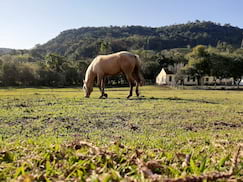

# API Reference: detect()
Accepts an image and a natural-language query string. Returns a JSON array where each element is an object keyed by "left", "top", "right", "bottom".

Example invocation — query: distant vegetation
[
  {"left": 0, "top": 21, "right": 243, "bottom": 87},
  {"left": 0, "top": 48, "right": 14, "bottom": 55},
  {"left": 34, "top": 21, "right": 243, "bottom": 59}
]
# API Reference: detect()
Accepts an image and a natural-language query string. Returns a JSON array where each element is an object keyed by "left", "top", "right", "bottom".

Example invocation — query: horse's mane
[{"left": 84, "top": 59, "right": 95, "bottom": 82}]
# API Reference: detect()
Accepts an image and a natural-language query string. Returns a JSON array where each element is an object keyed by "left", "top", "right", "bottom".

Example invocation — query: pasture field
[{"left": 0, "top": 86, "right": 242, "bottom": 181}]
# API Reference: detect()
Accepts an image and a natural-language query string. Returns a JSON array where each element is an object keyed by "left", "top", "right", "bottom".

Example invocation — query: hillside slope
[
  {"left": 33, "top": 21, "right": 243, "bottom": 59},
  {"left": 0, "top": 48, "right": 14, "bottom": 55}
]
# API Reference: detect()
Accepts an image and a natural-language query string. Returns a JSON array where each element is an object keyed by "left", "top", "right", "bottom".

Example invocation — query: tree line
[
  {"left": 0, "top": 54, "right": 88, "bottom": 87},
  {"left": 181, "top": 45, "right": 243, "bottom": 87},
  {"left": 0, "top": 43, "right": 243, "bottom": 87}
]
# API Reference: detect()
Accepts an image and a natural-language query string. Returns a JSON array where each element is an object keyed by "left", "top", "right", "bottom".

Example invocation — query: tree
[
  {"left": 99, "top": 41, "right": 112, "bottom": 55},
  {"left": 142, "top": 61, "right": 160, "bottom": 82},
  {"left": 210, "top": 52, "right": 230, "bottom": 85},
  {"left": 216, "top": 41, "right": 234, "bottom": 53},
  {"left": 62, "top": 61, "right": 80, "bottom": 86},
  {"left": 45, "top": 54, "right": 66, "bottom": 72},
  {"left": 228, "top": 54, "right": 243, "bottom": 88},
  {"left": 18, "top": 63, "right": 39, "bottom": 86},
  {"left": 1, "top": 61, "right": 20, "bottom": 86},
  {"left": 0, "top": 59, "right": 3, "bottom": 85},
  {"left": 184, "top": 45, "right": 211, "bottom": 85},
  {"left": 175, "top": 69, "right": 187, "bottom": 85}
]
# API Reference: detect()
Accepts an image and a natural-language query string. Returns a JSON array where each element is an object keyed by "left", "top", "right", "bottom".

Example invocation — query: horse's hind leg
[
  {"left": 125, "top": 74, "right": 135, "bottom": 99},
  {"left": 132, "top": 72, "right": 140, "bottom": 97},
  {"left": 128, "top": 83, "right": 133, "bottom": 99},
  {"left": 135, "top": 82, "right": 140, "bottom": 97}
]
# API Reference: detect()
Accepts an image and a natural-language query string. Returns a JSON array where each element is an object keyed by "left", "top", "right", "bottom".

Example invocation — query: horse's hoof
[
  {"left": 99, "top": 94, "right": 108, "bottom": 99},
  {"left": 127, "top": 95, "right": 132, "bottom": 99}
]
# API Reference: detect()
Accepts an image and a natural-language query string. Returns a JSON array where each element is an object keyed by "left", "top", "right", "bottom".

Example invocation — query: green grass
[{"left": 0, "top": 86, "right": 242, "bottom": 181}]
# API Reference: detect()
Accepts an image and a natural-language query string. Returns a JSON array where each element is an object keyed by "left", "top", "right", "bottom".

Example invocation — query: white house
[
  {"left": 156, "top": 68, "right": 197, "bottom": 85},
  {"left": 156, "top": 68, "right": 175, "bottom": 85},
  {"left": 156, "top": 64, "right": 235, "bottom": 86}
]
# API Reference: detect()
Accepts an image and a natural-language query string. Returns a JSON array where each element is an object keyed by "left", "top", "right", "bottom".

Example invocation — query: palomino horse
[{"left": 83, "top": 51, "right": 144, "bottom": 98}]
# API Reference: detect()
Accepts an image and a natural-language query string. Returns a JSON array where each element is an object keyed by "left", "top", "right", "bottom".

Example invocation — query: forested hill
[
  {"left": 32, "top": 21, "right": 243, "bottom": 60},
  {"left": 0, "top": 48, "right": 14, "bottom": 55}
]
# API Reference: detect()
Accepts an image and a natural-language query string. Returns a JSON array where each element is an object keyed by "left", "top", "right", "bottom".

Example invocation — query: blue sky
[{"left": 0, "top": 0, "right": 242, "bottom": 49}]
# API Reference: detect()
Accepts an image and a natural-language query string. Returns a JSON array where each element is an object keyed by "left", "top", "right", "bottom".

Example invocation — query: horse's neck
[{"left": 85, "top": 69, "right": 96, "bottom": 86}]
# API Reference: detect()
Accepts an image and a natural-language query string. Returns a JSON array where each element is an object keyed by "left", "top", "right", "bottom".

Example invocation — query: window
[
  {"left": 187, "top": 77, "right": 190, "bottom": 82},
  {"left": 205, "top": 78, "right": 209, "bottom": 82},
  {"left": 193, "top": 78, "right": 196, "bottom": 82},
  {"left": 169, "top": 76, "right": 172, "bottom": 82}
]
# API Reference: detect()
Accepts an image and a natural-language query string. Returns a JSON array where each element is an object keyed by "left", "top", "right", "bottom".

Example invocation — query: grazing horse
[{"left": 83, "top": 51, "right": 144, "bottom": 98}]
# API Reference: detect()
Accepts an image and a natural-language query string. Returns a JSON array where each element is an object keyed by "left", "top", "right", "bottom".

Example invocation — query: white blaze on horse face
[
  {"left": 83, "top": 84, "right": 86, "bottom": 91},
  {"left": 83, "top": 83, "right": 88, "bottom": 97},
  {"left": 83, "top": 83, "right": 92, "bottom": 97}
]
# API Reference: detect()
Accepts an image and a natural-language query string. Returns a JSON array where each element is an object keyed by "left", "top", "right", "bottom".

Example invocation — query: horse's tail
[{"left": 133, "top": 55, "right": 145, "bottom": 86}]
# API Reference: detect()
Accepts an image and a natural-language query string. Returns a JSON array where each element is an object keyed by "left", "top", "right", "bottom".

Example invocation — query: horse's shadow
[{"left": 109, "top": 96, "right": 218, "bottom": 104}]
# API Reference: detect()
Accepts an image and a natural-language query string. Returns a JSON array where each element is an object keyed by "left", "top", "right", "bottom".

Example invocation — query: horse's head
[{"left": 83, "top": 80, "right": 93, "bottom": 98}]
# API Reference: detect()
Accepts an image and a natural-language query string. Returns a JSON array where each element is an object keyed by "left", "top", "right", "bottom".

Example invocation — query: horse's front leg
[
  {"left": 97, "top": 76, "right": 104, "bottom": 99},
  {"left": 100, "top": 78, "right": 108, "bottom": 98},
  {"left": 97, "top": 76, "right": 107, "bottom": 99}
]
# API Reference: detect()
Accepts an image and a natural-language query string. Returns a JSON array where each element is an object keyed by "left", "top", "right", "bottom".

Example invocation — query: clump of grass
[
  {"left": 0, "top": 139, "right": 242, "bottom": 181},
  {"left": 0, "top": 87, "right": 243, "bottom": 181}
]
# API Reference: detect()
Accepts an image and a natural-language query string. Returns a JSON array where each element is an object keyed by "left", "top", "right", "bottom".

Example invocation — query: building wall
[
  {"left": 204, "top": 77, "right": 234, "bottom": 85},
  {"left": 165, "top": 74, "right": 175, "bottom": 86},
  {"left": 156, "top": 69, "right": 167, "bottom": 85},
  {"left": 184, "top": 76, "right": 197, "bottom": 85},
  {"left": 156, "top": 67, "right": 235, "bottom": 86}
]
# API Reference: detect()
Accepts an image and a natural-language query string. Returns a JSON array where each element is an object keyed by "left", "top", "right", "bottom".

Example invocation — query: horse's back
[
  {"left": 92, "top": 51, "right": 139, "bottom": 75},
  {"left": 92, "top": 53, "right": 121, "bottom": 75},
  {"left": 118, "top": 52, "right": 138, "bottom": 72}
]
